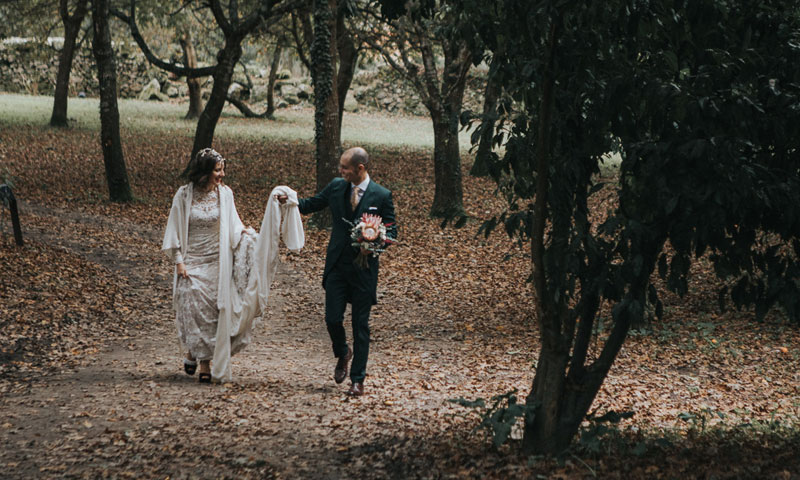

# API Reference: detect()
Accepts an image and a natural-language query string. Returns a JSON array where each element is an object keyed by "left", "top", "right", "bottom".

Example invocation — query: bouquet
[{"left": 347, "top": 213, "right": 395, "bottom": 269}]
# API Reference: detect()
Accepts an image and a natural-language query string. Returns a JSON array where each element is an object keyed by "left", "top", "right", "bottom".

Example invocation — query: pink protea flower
[{"left": 359, "top": 213, "right": 382, "bottom": 241}]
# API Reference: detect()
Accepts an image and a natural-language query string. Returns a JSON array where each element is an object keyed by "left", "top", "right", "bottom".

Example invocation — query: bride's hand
[{"left": 176, "top": 263, "right": 189, "bottom": 279}]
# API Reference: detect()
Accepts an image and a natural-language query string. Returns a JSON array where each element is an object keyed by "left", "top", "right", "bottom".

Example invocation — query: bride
[{"left": 161, "top": 148, "right": 303, "bottom": 383}]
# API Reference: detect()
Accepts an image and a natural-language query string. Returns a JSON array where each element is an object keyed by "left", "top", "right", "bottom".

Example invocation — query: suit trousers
[{"left": 324, "top": 257, "right": 372, "bottom": 383}]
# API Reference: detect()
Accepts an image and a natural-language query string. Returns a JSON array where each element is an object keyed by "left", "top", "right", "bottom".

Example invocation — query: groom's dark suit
[{"left": 298, "top": 177, "right": 397, "bottom": 384}]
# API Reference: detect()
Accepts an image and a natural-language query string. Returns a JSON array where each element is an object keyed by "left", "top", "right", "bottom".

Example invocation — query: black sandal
[
  {"left": 184, "top": 358, "right": 197, "bottom": 376},
  {"left": 198, "top": 372, "right": 212, "bottom": 383}
]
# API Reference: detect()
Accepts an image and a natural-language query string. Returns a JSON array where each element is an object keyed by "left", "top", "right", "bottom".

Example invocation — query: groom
[{"left": 279, "top": 147, "right": 396, "bottom": 396}]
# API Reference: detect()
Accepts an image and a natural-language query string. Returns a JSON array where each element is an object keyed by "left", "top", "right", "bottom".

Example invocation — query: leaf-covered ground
[{"left": 1, "top": 121, "right": 799, "bottom": 479}]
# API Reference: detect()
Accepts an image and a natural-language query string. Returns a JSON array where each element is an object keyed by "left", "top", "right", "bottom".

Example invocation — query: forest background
[{"left": 1, "top": 0, "right": 799, "bottom": 478}]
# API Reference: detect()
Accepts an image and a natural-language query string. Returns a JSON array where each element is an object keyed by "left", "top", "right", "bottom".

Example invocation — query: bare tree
[
  {"left": 265, "top": 37, "right": 284, "bottom": 117},
  {"left": 112, "top": 0, "right": 299, "bottom": 163},
  {"left": 50, "top": 0, "right": 89, "bottom": 127},
  {"left": 91, "top": 0, "right": 132, "bottom": 201},
  {"left": 360, "top": 0, "right": 471, "bottom": 218},
  {"left": 178, "top": 29, "right": 204, "bottom": 119}
]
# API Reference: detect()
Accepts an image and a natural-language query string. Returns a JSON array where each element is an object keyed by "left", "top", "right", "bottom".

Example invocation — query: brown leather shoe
[
  {"left": 334, "top": 348, "right": 352, "bottom": 384},
  {"left": 347, "top": 382, "right": 364, "bottom": 397}
]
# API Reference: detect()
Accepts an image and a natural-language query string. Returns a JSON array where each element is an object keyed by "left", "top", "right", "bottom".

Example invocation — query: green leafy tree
[
  {"left": 467, "top": 0, "right": 800, "bottom": 455},
  {"left": 468, "top": 51, "right": 501, "bottom": 177}
]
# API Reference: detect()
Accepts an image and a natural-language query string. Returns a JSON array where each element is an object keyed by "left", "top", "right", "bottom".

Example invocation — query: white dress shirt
[{"left": 352, "top": 174, "right": 370, "bottom": 204}]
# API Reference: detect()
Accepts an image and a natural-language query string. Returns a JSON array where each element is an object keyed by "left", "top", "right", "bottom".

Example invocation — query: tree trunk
[
  {"left": 470, "top": 60, "right": 500, "bottom": 177},
  {"left": 265, "top": 41, "right": 283, "bottom": 118},
  {"left": 430, "top": 111, "right": 465, "bottom": 218},
  {"left": 310, "top": 0, "right": 341, "bottom": 228},
  {"left": 179, "top": 31, "right": 204, "bottom": 120},
  {"left": 428, "top": 44, "right": 469, "bottom": 218},
  {"left": 190, "top": 39, "right": 242, "bottom": 162},
  {"left": 522, "top": 342, "right": 573, "bottom": 454},
  {"left": 91, "top": 0, "right": 132, "bottom": 202},
  {"left": 522, "top": 20, "right": 562, "bottom": 454},
  {"left": 416, "top": 35, "right": 469, "bottom": 218},
  {"left": 335, "top": 12, "right": 357, "bottom": 126},
  {"left": 50, "top": 0, "right": 89, "bottom": 127}
]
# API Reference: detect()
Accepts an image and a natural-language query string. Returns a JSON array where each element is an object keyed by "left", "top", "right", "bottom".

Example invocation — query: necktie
[{"left": 350, "top": 186, "right": 360, "bottom": 210}]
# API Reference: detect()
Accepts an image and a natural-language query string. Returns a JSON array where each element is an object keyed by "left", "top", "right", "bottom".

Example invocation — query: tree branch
[
  {"left": 230, "top": 0, "right": 239, "bottom": 25},
  {"left": 362, "top": 33, "right": 425, "bottom": 101},
  {"left": 565, "top": 292, "right": 600, "bottom": 381},
  {"left": 236, "top": 59, "right": 254, "bottom": 88},
  {"left": 111, "top": 1, "right": 217, "bottom": 78},
  {"left": 417, "top": 25, "right": 441, "bottom": 110},
  {"left": 531, "top": 19, "right": 559, "bottom": 340},
  {"left": 235, "top": 0, "right": 301, "bottom": 42},
  {"left": 209, "top": 0, "right": 232, "bottom": 36},
  {"left": 291, "top": 9, "right": 313, "bottom": 72},
  {"left": 226, "top": 95, "right": 271, "bottom": 118}
]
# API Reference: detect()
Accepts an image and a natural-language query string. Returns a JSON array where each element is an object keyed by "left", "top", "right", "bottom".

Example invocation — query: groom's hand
[{"left": 275, "top": 194, "right": 288, "bottom": 204}]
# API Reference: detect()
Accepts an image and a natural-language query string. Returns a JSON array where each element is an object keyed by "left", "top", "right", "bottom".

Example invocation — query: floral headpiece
[{"left": 197, "top": 147, "right": 224, "bottom": 164}]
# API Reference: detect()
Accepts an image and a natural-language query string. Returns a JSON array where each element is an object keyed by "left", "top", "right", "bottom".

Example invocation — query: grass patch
[{"left": 0, "top": 93, "right": 473, "bottom": 150}]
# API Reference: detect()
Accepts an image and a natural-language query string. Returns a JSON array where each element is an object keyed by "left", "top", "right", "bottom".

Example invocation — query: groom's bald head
[
  {"left": 343, "top": 147, "right": 369, "bottom": 169},
  {"left": 340, "top": 147, "right": 370, "bottom": 184}
]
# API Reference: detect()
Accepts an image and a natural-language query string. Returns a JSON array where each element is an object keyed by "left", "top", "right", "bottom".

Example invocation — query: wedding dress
[
  {"left": 162, "top": 184, "right": 303, "bottom": 382},
  {"left": 172, "top": 187, "right": 224, "bottom": 361}
]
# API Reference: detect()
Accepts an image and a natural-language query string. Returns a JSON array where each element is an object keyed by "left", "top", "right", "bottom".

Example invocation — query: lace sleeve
[{"left": 169, "top": 248, "right": 184, "bottom": 264}]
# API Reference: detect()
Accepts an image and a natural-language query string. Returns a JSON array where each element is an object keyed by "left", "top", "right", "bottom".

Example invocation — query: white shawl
[
  {"left": 161, "top": 184, "right": 304, "bottom": 382},
  {"left": 211, "top": 186, "right": 303, "bottom": 381}
]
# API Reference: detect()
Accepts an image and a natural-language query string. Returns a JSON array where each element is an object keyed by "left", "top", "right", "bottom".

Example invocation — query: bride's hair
[{"left": 184, "top": 148, "right": 225, "bottom": 187}]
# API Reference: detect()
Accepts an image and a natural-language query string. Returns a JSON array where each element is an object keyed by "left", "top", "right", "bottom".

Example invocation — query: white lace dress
[
  {"left": 162, "top": 183, "right": 305, "bottom": 381},
  {"left": 173, "top": 188, "right": 222, "bottom": 361}
]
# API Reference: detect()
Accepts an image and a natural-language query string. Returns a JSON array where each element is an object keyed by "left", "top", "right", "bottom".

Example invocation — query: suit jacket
[{"left": 299, "top": 177, "right": 397, "bottom": 304}]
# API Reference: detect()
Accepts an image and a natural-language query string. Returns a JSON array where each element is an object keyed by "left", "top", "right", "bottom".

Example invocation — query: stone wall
[
  {"left": 0, "top": 41, "right": 154, "bottom": 98},
  {"left": 0, "top": 40, "right": 487, "bottom": 116},
  {"left": 349, "top": 66, "right": 487, "bottom": 117}
]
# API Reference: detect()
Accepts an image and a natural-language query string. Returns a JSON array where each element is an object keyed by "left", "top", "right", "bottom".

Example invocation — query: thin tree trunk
[
  {"left": 50, "top": 0, "right": 89, "bottom": 127},
  {"left": 92, "top": 0, "right": 132, "bottom": 202},
  {"left": 265, "top": 41, "right": 283, "bottom": 117},
  {"left": 335, "top": 11, "right": 357, "bottom": 126},
  {"left": 522, "top": 20, "right": 560, "bottom": 454},
  {"left": 179, "top": 31, "right": 204, "bottom": 120},
  {"left": 310, "top": 0, "right": 341, "bottom": 228},
  {"left": 190, "top": 39, "right": 242, "bottom": 162},
  {"left": 470, "top": 61, "right": 500, "bottom": 177}
]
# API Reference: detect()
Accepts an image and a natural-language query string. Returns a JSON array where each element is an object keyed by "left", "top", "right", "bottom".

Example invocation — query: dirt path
[{"left": 0, "top": 201, "right": 531, "bottom": 479}]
